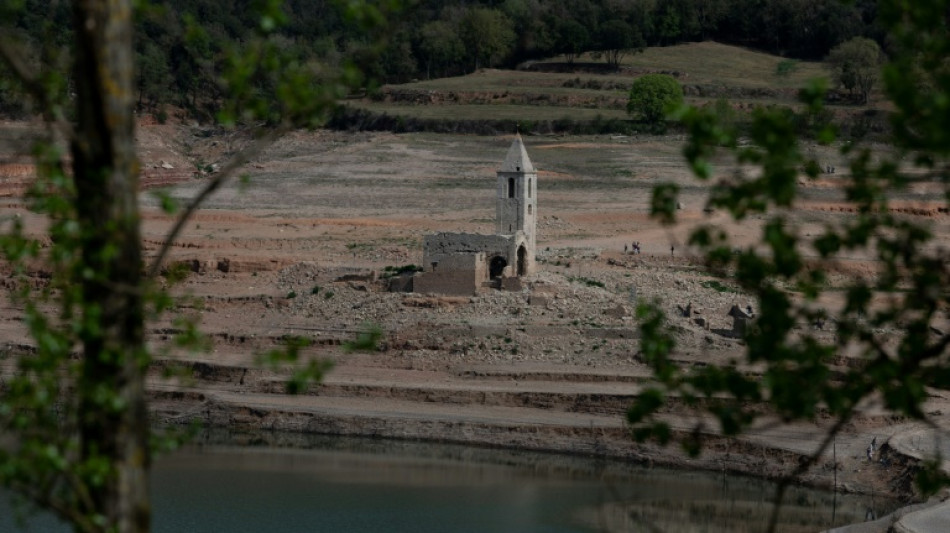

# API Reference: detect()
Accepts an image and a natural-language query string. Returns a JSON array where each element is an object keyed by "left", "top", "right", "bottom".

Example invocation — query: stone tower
[{"left": 496, "top": 133, "right": 537, "bottom": 275}]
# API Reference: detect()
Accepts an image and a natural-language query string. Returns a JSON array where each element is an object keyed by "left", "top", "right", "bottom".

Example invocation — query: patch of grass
[
  {"left": 701, "top": 280, "right": 738, "bottom": 293},
  {"left": 615, "top": 42, "right": 825, "bottom": 90},
  {"left": 349, "top": 102, "right": 629, "bottom": 123},
  {"left": 382, "top": 264, "right": 422, "bottom": 278},
  {"left": 286, "top": 290, "right": 297, "bottom": 299},
  {"left": 395, "top": 44, "right": 824, "bottom": 97},
  {"left": 324, "top": 290, "right": 334, "bottom": 299},
  {"left": 776, "top": 59, "right": 799, "bottom": 77},
  {"left": 310, "top": 285, "right": 321, "bottom": 295},
  {"left": 569, "top": 276, "right": 606, "bottom": 288}
]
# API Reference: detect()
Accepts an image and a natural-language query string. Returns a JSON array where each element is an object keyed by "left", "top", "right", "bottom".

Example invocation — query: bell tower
[{"left": 496, "top": 133, "right": 537, "bottom": 275}]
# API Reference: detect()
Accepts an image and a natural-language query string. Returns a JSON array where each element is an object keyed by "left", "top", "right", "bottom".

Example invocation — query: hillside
[{"left": 346, "top": 42, "right": 874, "bottom": 134}]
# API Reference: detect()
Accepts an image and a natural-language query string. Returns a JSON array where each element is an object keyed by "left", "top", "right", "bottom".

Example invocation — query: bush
[
  {"left": 569, "top": 276, "right": 605, "bottom": 288},
  {"left": 627, "top": 74, "right": 684, "bottom": 126},
  {"left": 382, "top": 264, "right": 422, "bottom": 278},
  {"left": 827, "top": 37, "right": 882, "bottom": 104}
]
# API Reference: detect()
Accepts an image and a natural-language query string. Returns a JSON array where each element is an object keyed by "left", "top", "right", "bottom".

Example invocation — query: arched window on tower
[
  {"left": 528, "top": 205, "right": 532, "bottom": 214},
  {"left": 508, "top": 178, "right": 514, "bottom": 198},
  {"left": 528, "top": 179, "right": 532, "bottom": 198}
]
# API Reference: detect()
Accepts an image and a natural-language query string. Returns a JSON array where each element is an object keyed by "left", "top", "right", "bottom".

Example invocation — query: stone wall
[
  {"left": 413, "top": 252, "right": 486, "bottom": 296},
  {"left": 422, "top": 232, "right": 512, "bottom": 269}
]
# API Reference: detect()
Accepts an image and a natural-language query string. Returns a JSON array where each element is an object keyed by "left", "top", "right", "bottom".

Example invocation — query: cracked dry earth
[{"left": 3, "top": 123, "right": 950, "bottom": 523}]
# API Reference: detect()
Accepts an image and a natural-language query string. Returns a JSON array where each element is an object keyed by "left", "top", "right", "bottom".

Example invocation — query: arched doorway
[
  {"left": 489, "top": 256, "right": 507, "bottom": 279},
  {"left": 517, "top": 245, "right": 527, "bottom": 276}
]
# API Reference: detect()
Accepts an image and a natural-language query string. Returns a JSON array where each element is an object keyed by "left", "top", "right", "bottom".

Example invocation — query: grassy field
[
  {"left": 614, "top": 41, "right": 826, "bottom": 89},
  {"left": 352, "top": 103, "right": 629, "bottom": 122},
  {"left": 347, "top": 42, "right": 833, "bottom": 126}
]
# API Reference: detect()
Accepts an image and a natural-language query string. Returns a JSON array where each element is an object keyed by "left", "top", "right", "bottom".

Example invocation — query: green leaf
[
  {"left": 343, "top": 323, "right": 383, "bottom": 353},
  {"left": 650, "top": 183, "right": 680, "bottom": 225}
]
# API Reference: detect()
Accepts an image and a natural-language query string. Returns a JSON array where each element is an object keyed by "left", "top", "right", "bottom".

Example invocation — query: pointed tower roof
[{"left": 499, "top": 133, "right": 535, "bottom": 173}]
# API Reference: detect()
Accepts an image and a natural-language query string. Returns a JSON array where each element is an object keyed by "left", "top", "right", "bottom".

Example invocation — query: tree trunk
[{"left": 71, "top": 1, "right": 150, "bottom": 532}]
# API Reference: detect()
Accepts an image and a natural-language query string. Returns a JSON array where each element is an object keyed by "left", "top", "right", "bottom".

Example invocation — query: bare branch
[{"left": 146, "top": 124, "right": 288, "bottom": 280}]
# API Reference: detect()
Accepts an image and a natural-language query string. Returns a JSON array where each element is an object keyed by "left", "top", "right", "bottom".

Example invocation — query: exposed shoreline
[
  {"left": 5, "top": 127, "right": 950, "bottom": 531},
  {"left": 148, "top": 350, "right": 925, "bottom": 502}
]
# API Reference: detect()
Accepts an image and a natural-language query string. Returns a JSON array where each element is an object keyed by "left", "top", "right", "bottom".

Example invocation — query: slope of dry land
[{"left": 3, "top": 123, "right": 950, "bottom": 530}]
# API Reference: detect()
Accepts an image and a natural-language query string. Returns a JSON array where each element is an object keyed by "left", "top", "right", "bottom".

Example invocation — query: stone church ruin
[{"left": 412, "top": 134, "right": 538, "bottom": 296}]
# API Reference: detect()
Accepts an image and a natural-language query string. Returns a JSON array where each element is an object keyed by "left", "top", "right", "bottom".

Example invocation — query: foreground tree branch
[
  {"left": 0, "top": 3, "right": 399, "bottom": 532},
  {"left": 71, "top": 1, "right": 150, "bottom": 530},
  {"left": 629, "top": 1, "right": 950, "bottom": 529},
  {"left": 146, "top": 125, "right": 286, "bottom": 280}
]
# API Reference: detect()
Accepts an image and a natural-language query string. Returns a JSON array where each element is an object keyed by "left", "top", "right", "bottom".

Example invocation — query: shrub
[
  {"left": 627, "top": 74, "right": 684, "bottom": 126},
  {"left": 382, "top": 264, "right": 422, "bottom": 278},
  {"left": 569, "top": 276, "right": 605, "bottom": 288}
]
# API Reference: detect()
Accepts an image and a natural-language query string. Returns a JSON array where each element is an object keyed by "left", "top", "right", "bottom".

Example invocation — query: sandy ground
[{"left": 4, "top": 123, "right": 950, "bottom": 530}]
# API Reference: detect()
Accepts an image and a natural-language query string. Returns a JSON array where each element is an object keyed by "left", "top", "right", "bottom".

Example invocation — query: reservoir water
[{"left": 0, "top": 433, "right": 899, "bottom": 532}]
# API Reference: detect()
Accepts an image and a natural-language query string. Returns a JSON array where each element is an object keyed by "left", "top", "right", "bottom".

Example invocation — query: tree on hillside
[
  {"left": 597, "top": 19, "right": 644, "bottom": 69},
  {"left": 797, "top": 0, "right": 864, "bottom": 60},
  {"left": 458, "top": 7, "right": 516, "bottom": 71},
  {"left": 0, "top": 1, "right": 394, "bottom": 532},
  {"left": 629, "top": 0, "right": 950, "bottom": 530},
  {"left": 501, "top": 0, "right": 558, "bottom": 62},
  {"left": 827, "top": 36, "right": 882, "bottom": 103},
  {"left": 654, "top": 0, "right": 701, "bottom": 44},
  {"left": 416, "top": 20, "right": 464, "bottom": 79},
  {"left": 627, "top": 73, "right": 683, "bottom": 126},
  {"left": 557, "top": 19, "right": 590, "bottom": 65},
  {"left": 137, "top": 41, "right": 173, "bottom": 110},
  {"left": 696, "top": 0, "right": 727, "bottom": 40}
]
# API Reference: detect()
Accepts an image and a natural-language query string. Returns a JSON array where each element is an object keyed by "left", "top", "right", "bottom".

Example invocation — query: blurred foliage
[
  {"left": 0, "top": 1, "right": 400, "bottom": 531},
  {"left": 630, "top": 0, "right": 950, "bottom": 524}
]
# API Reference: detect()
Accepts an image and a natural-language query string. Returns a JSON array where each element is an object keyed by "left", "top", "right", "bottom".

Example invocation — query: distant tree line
[
  {"left": 0, "top": 0, "right": 882, "bottom": 120},
  {"left": 402, "top": 0, "right": 880, "bottom": 76}
]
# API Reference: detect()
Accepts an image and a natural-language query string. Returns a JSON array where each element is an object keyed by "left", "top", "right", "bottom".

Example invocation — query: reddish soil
[{"left": 3, "top": 122, "right": 950, "bottom": 528}]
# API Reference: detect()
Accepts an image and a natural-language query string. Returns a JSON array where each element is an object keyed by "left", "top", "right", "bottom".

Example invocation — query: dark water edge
[{"left": 1, "top": 429, "right": 900, "bottom": 533}]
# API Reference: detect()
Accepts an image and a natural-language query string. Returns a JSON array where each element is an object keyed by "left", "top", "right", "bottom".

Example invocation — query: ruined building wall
[
  {"left": 412, "top": 135, "right": 539, "bottom": 294},
  {"left": 413, "top": 252, "right": 487, "bottom": 296},
  {"left": 422, "top": 233, "right": 512, "bottom": 270}
]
